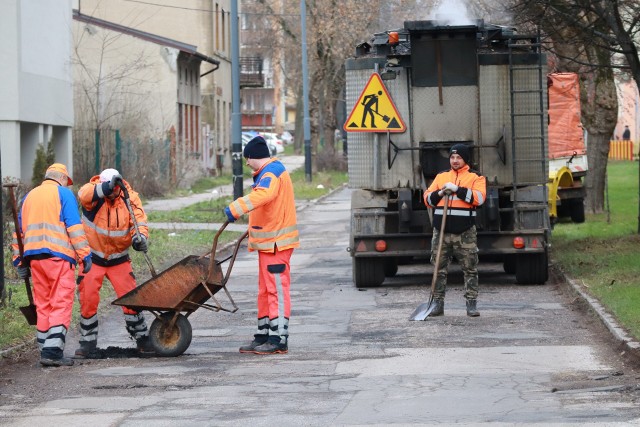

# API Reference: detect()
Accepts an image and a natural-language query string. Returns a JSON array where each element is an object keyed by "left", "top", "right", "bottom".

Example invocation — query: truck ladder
[{"left": 508, "top": 33, "right": 548, "bottom": 230}]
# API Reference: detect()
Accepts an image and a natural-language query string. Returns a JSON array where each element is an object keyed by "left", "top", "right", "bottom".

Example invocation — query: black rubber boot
[
  {"left": 239, "top": 335, "right": 268, "bottom": 353},
  {"left": 73, "top": 341, "right": 97, "bottom": 359},
  {"left": 466, "top": 299, "right": 480, "bottom": 317},
  {"left": 428, "top": 300, "right": 444, "bottom": 317}
]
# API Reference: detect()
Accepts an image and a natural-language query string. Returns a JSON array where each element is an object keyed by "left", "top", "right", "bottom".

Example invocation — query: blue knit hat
[
  {"left": 243, "top": 136, "right": 271, "bottom": 159},
  {"left": 449, "top": 143, "right": 470, "bottom": 164}
]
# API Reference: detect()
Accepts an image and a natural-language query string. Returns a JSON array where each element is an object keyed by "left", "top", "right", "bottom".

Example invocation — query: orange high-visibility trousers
[
  {"left": 256, "top": 248, "right": 293, "bottom": 342},
  {"left": 30, "top": 257, "right": 76, "bottom": 331},
  {"left": 78, "top": 261, "right": 139, "bottom": 317}
]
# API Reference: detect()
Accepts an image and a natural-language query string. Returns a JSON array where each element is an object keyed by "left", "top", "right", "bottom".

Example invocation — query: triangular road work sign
[{"left": 344, "top": 72, "right": 406, "bottom": 133}]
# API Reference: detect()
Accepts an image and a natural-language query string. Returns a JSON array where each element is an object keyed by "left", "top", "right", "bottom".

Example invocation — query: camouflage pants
[{"left": 430, "top": 226, "right": 479, "bottom": 301}]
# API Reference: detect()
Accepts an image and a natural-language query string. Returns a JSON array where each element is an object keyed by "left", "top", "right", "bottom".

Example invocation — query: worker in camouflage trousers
[
  {"left": 424, "top": 144, "right": 486, "bottom": 317},
  {"left": 74, "top": 168, "right": 153, "bottom": 358}
]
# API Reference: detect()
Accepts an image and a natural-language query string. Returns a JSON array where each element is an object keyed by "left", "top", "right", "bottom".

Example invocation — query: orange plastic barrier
[{"left": 609, "top": 140, "right": 634, "bottom": 161}]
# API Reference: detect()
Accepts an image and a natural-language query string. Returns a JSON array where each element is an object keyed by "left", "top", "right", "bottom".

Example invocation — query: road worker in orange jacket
[
  {"left": 424, "top": 144, "right": 486, "bottom": 317},
  {"left": 12, "top": 163, "right": 92, "bottom": 367},
  {"left": 224, "top": 136, "right": 299, "bottom": 354},
  {"left": 74, "top": 168, "right": 153, "bottom": 358}
]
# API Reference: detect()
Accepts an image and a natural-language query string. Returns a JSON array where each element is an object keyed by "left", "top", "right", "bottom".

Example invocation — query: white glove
[{"left": 442, "top": 182, "right": 458, "bottom": 194}]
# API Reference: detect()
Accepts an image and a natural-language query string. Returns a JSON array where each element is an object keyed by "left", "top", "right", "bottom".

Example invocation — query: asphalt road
[{"left": 1, "top": 187, "right": 640, "bottom": 426}]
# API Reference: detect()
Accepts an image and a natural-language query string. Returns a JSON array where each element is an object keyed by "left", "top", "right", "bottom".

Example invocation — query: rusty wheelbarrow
[{"left": 112, "top": 221, "right": 247, "bottom": 357}]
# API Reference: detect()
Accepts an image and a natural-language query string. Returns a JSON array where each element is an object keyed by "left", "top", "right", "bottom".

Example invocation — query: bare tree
[
  {"left": 509, "top": 0, "right": 640, "bottom": 215},
  {"left": 72, "top": 22, "right": 176, "bottom": 194}
]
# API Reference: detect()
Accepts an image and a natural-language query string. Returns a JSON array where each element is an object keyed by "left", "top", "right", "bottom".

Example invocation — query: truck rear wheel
[
  {"left": 353, "top": 258, "right": 385, "bottom": 288},
  {"left": 515, "top": 252, "right": 548, "bottom": 285},
  {"left": 384, "top": 258, "right": 398, "bottom": 277},
  {"left": 570, "top": 198, "right": 585, "bottom": 223},
  {"left": 503, "top": 255, "right": 516, "bottom": 274}
]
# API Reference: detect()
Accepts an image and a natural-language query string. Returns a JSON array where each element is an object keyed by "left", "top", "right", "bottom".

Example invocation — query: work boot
[
  {"left": 253, "top": 338, "right": 288, "bottom": 355},
  {"left": 73, "top": 342, "right": 97, "bottom": 359},
  {"left": 40, "top": 357, "right": 74, "bottom": 367},
  {"left": 466, "top": 299, "right": 480, "bottom": 317},
  {"left": 239, "top": 335, "right": 268, "bottom": 354},
  {"left": 136, "top": 336, "right": 155, "bottom": 356},
  {"left": 428, "top": 299, "right": 444, "bottom": 317}
]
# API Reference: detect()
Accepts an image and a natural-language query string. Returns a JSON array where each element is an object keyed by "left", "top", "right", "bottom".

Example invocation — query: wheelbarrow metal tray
[{"left": 112, "top": 255, "right": 224, "bottom": 312}]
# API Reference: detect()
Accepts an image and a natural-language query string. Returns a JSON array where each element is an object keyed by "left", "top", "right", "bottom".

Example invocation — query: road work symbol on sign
[{"left": 344, "top": 72, "right": 406, "bottom": 133}]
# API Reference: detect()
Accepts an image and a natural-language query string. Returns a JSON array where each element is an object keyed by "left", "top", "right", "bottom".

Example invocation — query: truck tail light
[
  {"left": 513, "top": 237, "right": 525, "bottom": 249},
  {"left": 375, "top": 240, "right": 387, "bottom": 252}
]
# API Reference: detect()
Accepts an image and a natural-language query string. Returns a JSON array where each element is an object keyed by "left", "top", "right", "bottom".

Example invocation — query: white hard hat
[{"left": 99, "top": 168, "right": 120, "bottom": 183}]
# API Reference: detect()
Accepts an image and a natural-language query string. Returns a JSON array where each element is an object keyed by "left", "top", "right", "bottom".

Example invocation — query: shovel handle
[
  {"left": 119, "top": 182, "right": 157, "bottom": 277},
  {"left": 429, "top": 193, "right": 450, "bottom": 297},
  {"left": 4, "top": 184, "right": 35, "bottom": 306}
]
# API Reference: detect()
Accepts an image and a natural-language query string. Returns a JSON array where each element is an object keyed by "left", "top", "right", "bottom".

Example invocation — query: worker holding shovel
[
  {"left": 423, "top": 144, "right": 486, "bottom": 317},
  {"left": 74, "top": 168, "right": 154, "bottom": 358},
  {"left": 11, "top": 163, "right": 92, "bottom": 367}
]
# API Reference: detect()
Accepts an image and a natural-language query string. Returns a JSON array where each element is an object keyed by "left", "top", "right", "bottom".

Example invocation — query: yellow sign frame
[{"left": 343, "top": 72, "right": 406, "bottom": 133}]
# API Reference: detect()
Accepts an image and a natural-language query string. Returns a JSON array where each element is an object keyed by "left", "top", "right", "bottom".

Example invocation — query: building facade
[{"left": 0, "top": 0, "right": 74, "bottom": 183}]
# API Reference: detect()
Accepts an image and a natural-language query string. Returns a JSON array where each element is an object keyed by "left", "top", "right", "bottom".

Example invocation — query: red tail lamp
[
  {"left": 513, "top": 237, "right": 525, "bottom": 249},
  {"left": 388, "top": 32, "right": 399, "bottom": 45},
  {"left": 375, "top": 240, "right": 387, "bottom": 252}
]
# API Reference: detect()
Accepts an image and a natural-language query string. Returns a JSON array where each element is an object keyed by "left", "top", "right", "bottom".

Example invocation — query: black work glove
[
  {"left": 17, "top": 264, "right": 30, "bottom": 280},
  {"left": 82, "top": 255, "right": 93, "bottom": 274},
  {"left": 132, "top": 235, "right": 148, "bottom": 252},
  {"left": 102, "top": 174, "right": 123, "bottom": 197}
]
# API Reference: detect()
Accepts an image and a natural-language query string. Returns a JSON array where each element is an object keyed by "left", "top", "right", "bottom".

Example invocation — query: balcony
[{"left": 240, "top": 56, "right": 264, "bottom": 88}]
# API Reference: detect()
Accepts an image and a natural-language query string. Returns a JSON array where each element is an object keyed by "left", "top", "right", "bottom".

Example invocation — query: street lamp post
[{"left": 301, "top": 0, "right": 312, "bottom": 182}]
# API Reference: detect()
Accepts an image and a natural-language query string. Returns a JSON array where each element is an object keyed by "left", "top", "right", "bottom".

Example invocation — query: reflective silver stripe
[
  {"left": 73, "top": 240, "right": 90, "bottom": 250},
  {"left": 434, "top": 208, "right": 476, "bottom": 217},
  {"left": 68, "top": 228, "right": 86, "bottom": 238},
  {"left": 241, "top": 195, "right": 254, "bottom": 211},
  {"left": 249, "top": 224, "right": 298, "bottom": 239},
  {"left": 25, "top": 222, "right": 67, "bottom": 234},
  {"left": 272, "top": 269, "right": 285, "bottom": 337},
  {"left": 79, "top": 314, "right": 98, "bottom": 341},
  {"left": 136, "top": 221, "right": 148, "bottom": 228},
  {"left": 82, "top": 214, "right": 131, "bottom": 237},
  {"left": 463, "top": 188, "right": 472, "bottom": 203},
  {"left": 91, "top": 248, "right": 129, "bottom": 259},
  {"left": 24, "top": 235, "right": 74, "bottom": 250},
  {"left": 43, "top": 325, "right": 68, "bottom": 351},
  {"left": 37, "top": 330, "right": 47, "bottom": 351},
  {"left": 474, "top": 189, "right": 485, "bottom": 205},
  {"left": 250, "top": 235, "right": 299, "bottom": 251},
  {"left": 231, "top": 196, "right": 254, "bottom": 215}
]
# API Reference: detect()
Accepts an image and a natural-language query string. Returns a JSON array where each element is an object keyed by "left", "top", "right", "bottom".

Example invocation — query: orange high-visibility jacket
[
  {"left": 424, "top": 164, "right": 486, "bottom": 234},
  {"left": 12, "top": 180, "right": 90, "bottom": 266},
  {"left": 225, "top": 158, "right": 299, "bottom": 253},
  {"left": 78, "top": 177, "right": 148, "bottom": 265}
]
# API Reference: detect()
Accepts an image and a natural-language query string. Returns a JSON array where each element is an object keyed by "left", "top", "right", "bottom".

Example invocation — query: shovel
[
  {"left": 5, "top": 184, "right": 38, "bottom": 325},
  {"left": 409, "top": 193, "right": 450, "bottom": 321},
  {"left": 117, "top": 181, "right": 157, "bottom": 277}
]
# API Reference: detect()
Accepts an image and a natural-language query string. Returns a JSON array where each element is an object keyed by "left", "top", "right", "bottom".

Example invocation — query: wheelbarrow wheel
[{"left": 149, "top": 312, "right": 192, "bottom": 357}]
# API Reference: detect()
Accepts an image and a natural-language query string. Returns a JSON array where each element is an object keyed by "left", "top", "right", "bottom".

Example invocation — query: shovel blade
[
  {"left": 20, "top": 304, "right": 38, "bottom": 325},
  {"left": 409, "top": 301, "right": 434, "bottom": 321}
]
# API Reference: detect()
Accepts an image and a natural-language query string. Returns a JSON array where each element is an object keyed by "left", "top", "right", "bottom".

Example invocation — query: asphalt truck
[{"left": 344, "top": 20, "right": 550, "bottom": 287}]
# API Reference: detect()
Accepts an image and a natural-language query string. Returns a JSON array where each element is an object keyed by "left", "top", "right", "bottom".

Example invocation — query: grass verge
[{"left": 551, "top": 160, "right": 640, "bottom": 341}]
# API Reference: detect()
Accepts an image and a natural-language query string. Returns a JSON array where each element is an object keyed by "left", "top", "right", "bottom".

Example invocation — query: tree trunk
[{"left": 584, "top": 133, "right": 610, "bottom": 214}]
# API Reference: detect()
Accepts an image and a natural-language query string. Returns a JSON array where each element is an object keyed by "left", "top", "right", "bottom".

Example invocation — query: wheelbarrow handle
[{"left": 4, "top": 184, "right": 36, "bottom": 307}]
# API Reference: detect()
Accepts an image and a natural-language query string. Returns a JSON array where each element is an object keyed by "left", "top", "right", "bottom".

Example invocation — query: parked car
[
  {"left": 280, "top": 131, "right": 293, "bottom": 145},
  {"left": 261, "top": 132, "right": 285, "bottom": 154},
  {"left": 242, "top": 131, "right": 277, "bottom": 156}
]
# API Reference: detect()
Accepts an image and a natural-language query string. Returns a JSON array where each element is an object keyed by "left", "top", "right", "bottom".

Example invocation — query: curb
[{"left": 561, "top": 269, "right": 640, "bottom": 358}]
